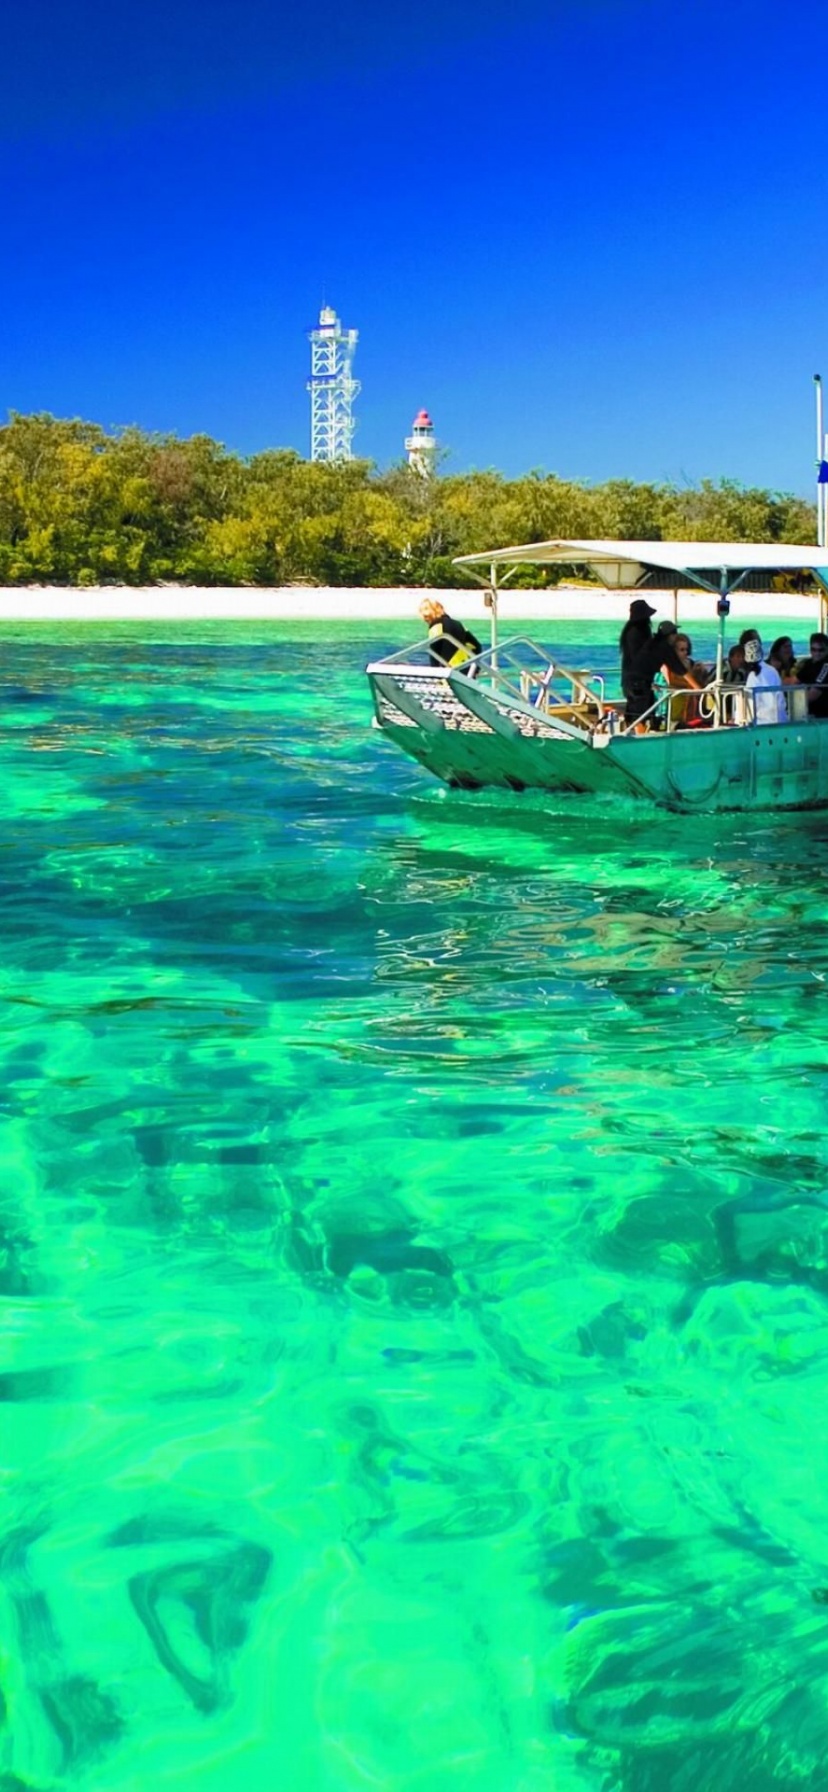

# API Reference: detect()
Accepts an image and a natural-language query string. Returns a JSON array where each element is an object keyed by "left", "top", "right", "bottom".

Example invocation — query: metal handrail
[
  {"left": 615, "top": 681, "right": 753, "bottom": 735},
  {"left": 366, "top": 633, "right": 452, "bottom": 669},
  {"left": 370, "top": 640, "right": 818, "bottom": 737},
  {"left": 368, "top": 633, "right": 607, "bottom": 718},
  {"left": 616, "top": 679, "right": 816, "bottom": 736},
  {"left": 462, "top": 638, "right": 606, "bottom": 714}
]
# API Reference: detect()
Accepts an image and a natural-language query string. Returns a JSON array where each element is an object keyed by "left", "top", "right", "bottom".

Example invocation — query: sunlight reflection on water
[{"left": 0, "top": 620, "right": 826, "bottom": 1791}]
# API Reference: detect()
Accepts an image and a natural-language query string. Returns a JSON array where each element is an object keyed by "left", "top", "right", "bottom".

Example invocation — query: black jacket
[
  {"left": 427, "top": 615, "right": 483, "bottom": 667},
  {"left": 628, "top": 634, "right": 688, "bottom": 693},
  {"left": 797, "top": 656, "right": 828, "bottom": 717},
  {"left": 619, "top": 619, "right": 652, "bottom": 695}
]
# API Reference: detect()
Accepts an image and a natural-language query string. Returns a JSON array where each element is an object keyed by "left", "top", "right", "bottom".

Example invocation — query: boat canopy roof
[{"left": 453, "top": 538, "right": 828, "bottom": 593}]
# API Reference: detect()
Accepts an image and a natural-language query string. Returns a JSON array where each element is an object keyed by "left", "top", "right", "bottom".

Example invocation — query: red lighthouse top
[{"left": 413, "top": 409, "right": 433, "bottom": 428}]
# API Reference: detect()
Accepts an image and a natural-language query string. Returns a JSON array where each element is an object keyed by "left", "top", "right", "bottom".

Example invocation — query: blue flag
[{"left": 819, "top": 460, "right": 828, "bottom": 484}]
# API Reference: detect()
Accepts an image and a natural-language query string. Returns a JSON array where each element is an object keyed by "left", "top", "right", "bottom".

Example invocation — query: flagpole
[
  {"left": 824, "top": 429, "right": 828, "bottom": 554},
  {"left": 815, "top": 374, "right": 825, "bottom": 548}
]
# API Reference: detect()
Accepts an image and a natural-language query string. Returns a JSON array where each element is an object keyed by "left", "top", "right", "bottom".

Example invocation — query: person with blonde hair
[{"left": 418, "top": 598, "right": 482, "bottom": 670}]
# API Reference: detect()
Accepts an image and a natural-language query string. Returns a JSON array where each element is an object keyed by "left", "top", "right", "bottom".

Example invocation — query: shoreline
[{"left": 0, "top": 585, "right": 819, "bottom": 624}]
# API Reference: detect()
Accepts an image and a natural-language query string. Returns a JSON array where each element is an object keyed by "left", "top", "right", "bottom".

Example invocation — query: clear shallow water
[{"left": 1, "top": 618, "right": 828, "bottom": 1792}]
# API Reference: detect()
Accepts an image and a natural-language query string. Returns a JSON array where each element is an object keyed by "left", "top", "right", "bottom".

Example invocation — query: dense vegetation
[{"left": 0, "top": 412, "right": 816, "bottom": 587}]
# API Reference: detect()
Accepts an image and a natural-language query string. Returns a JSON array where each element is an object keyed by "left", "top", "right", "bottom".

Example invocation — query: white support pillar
[
  {"left": 715, "top": 570, "right": 729, "bottom": 696},
  {"left": 488, "top": 561, "right": 499, "bottom": 663},
  {"left": 817, "top": 574, "right": 828, "bottom": 637}
]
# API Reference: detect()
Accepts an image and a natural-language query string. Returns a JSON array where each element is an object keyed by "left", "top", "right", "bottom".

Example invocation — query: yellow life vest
[{"left": 428, "top": 620, "right": 471, "bottom": 667}]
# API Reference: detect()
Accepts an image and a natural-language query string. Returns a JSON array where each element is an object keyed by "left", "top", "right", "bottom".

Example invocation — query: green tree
[{"left": 0, "top": 411, "right": 817, "bottom": 589}]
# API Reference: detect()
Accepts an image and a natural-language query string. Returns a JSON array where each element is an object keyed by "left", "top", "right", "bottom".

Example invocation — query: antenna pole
[
  {"left": 815, "top": 375, "right": 825, "bottom": 548},
  {"left": 308, "top": 307, "right": 361, "bottom": 462},
  {"left": 824, "top": 428, "right": 828, "bottom": 557}
]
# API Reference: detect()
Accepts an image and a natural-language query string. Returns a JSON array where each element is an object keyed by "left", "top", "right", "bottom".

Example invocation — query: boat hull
[
  {"left": 603, "top": 718, "right": 828, "bottom": 811},
  {"left": 368, "top": 662, "right": 828, "bottom": 811},
  {"left": 369, "top": 667, "right": 631, "bottom": 795}
]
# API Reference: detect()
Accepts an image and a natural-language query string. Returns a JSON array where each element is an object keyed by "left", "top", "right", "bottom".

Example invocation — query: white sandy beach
[{"left": 0, "top": 586, "right": 819, "bottom": 624}]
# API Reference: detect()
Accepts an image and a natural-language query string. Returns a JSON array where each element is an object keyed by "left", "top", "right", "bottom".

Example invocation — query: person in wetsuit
[
  {"left": 625, "top": 619, "right": 700, "bottom": 729},
  {"left": 418, "top": 599, "right": 482, "bottom": 670}
]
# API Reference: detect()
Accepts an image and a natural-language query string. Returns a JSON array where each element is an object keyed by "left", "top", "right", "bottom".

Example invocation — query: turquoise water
[{"left": 2, "top": 618, "right": 828, "bottom": 1792}]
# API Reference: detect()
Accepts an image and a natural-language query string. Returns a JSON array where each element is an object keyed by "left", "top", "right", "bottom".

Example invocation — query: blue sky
[{"left": 2, "top": 0, "right": 825, "bottom": 490}]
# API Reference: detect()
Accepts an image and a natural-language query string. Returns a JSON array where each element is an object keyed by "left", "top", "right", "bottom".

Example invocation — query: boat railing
[
  {"left": 367, "top": 634, "right": 608, "bottom": 721},
  {"left": 368, "top": 640, "right": 819, "bottom": 737},
  {"left": 368, "top": 635, "right": 449, "bottom": 670},
  {"left": 615, "top": 680, "right": 813, "bottom": 737},
  {"left": 471, "top": 638, "right": 606, "bottom": 714}
]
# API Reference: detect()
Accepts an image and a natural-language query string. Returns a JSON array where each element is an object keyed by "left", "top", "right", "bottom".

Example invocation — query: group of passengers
[{"left": 620, "top": 597, "right": 828, "bottom": 730}]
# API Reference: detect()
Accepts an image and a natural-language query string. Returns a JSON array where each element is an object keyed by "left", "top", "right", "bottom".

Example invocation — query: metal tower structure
[
  {"left": 307, "top": 306, "right": 360, "bottom": 462},
  {"left": 405, "top": 408, "right": 437, "bottom": 477}
]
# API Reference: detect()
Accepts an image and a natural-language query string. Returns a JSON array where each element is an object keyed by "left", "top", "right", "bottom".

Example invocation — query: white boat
[{"left": 367, "top": 539, "right": 828, "bottom": 812}]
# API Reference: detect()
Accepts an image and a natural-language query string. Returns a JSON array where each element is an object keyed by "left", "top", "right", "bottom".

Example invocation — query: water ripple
[{"left": 0, "top": 619, "right": 826, "bottom": 1789}]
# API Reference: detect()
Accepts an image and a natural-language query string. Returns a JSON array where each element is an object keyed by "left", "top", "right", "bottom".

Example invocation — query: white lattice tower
[
  {"left": 405, "top": 408, "right": 436, "bottom": 477},
  {"left": 307, "top": 306, "right": 361, "bottom": 462}
]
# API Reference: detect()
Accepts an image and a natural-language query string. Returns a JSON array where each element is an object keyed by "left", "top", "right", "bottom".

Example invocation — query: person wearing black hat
[
  {"left": 619, "top": 598, "right": 656, "bottom": 710},
  {"left": 624, "top": 618, "right": 700, "bottom": 730}
]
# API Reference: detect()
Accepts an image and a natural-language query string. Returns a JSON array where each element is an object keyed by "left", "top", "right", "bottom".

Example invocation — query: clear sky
[{"left": 2, "top": 0, "right": 825, "bottom": 490}]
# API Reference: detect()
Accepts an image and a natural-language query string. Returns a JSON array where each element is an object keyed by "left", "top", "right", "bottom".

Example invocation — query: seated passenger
[
  {"left": 662, "top": 631, "right": 701, "bottom": 726},
  {"left": 676, "top": 633, "right": 712, "bottom": 684},
  {"left": 795, "top": 632, "right": 828, "bottom": 717},
  {"left": 721, "top": 643, "right": 747, "bottom": 720},
  {"left": 418, "top": 599, "right": 482, "bottom": 671},
  {"left": 768, "top": 636, "right": 798, "bottom": 683},
  {"left": 744, "top": 637, "right": 787, "bottom": 724},
  {"left": 722, "top": 643, "right": 747, "bottom": 685}
]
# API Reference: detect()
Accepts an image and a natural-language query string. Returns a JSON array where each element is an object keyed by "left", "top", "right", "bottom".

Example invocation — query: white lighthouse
[{"left": 405, "top": 408, "right": 436, "bottom": 477}]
